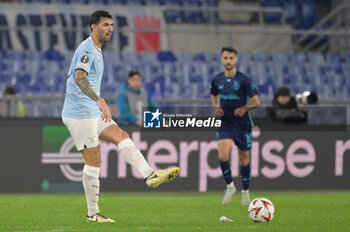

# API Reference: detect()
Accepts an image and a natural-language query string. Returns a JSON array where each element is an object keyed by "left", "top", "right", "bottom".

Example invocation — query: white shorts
[{"left": 62, "top": 117, "right": 118, "bottom": 151}]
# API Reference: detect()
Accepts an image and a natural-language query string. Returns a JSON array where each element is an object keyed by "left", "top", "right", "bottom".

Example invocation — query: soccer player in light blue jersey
[
  {"left": 62, "top": 10, "right": 179, "bottom": 223},
  {"left": 211, "top": 46, "right": 260, "bottom": 206}
]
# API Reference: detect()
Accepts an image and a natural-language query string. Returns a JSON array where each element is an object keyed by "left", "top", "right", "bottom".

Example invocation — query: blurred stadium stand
[
  {"left": 0, "top": 49, "right": 349, "bottom": 99},
  {"left": 0, "top": 0, "right": 349, "bottom": 118},
  {"left": 1, "top": 49, "right": 349, "bottom": 117},
  {"left": 15, "top": 0, "right": 317, "bottom": 26}
]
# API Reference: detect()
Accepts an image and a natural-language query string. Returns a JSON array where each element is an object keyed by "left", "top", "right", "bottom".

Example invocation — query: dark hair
[
  {"left": 221, "top": 46, "right": 238, "bottom": 55},
  {"left": 4, "top": 86, "right": 16, "bottom": 95},
  {"left": 90, "top": 10, "right": 112, "bottom": 30},
  {"left": 276, "top": 86, "right": 291, "bottom": 97},
  {"left": 128, "top": 69, "right": 141, "bottom": 78}
]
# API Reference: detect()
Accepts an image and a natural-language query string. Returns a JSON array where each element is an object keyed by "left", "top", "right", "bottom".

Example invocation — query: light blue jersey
[{"left": 62, "top": 37, "right": 104, "bottom": 118}]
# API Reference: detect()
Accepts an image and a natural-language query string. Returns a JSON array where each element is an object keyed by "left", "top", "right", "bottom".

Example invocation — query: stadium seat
[
  {"left": 304, "top": 63, "right": 321, "bottom": 77},
  {"left": 183, "top": 0, "right": 202, "bottom": 24},
  {"left": 147, "top": 76, "right": 165, "bottom": 99},
  {"left": 158, "top": 51, "right": 177, "bottom": 62},
  {"left": 120, "top": 51, "right": 140, "bottom": 65},
  {"left": 260, "top": 0, "right": 282, "bottom": 23},
  {"left": 307, "top": 52, "right": 325, "bottom": 65},
  {"left": 282, "top": 0, "right": 299, "bottom": 26},
  {"left": 164, "top": 0, "right": 184, "bottom": 23},
  {"left": 271, "top": 53, "right": 288, "bottom": 65},
  {"left": 176, "top": 52, "right": 193, "bottom": 64},
  {"left": 267, "top": 62, "right": 284, "bottom": 80},
  {"left": 112, "top": 0, "right": 126, "bottom": 4},
  {"left": 238, "top": 52, "right": 252, "bottom": 64},
  {"left": 299, "top": 0, "right": 317, "bottom": 28},
  {"left": 251, "top": 52, "right": 269, "bottom": 63},
  {"left": 344, "top": 53, "right": 350, "bottom": 64},
  {"left": 194, "top": 52, "right": 215, "bottom": 63},
  {"left": 201, "top": 0, "right": 219, "bottom": 24},
  {"left": 137, "top": 52, "right": 157, "bottom": 64},
  {"left": 285, "top": 63, "right": 303, "bottom": 77},
  {"left": 126, "top": 0, "right": 145, "bottom": 5},
  {"left": 341, "top": 64, "right": 350, "bottom": 77},
  {"left": 258, "top": 83, "right": 275, "bottom": 98},
  {"left": 289, "top": 52, "right": 306, "bottom": 64},
  {"left": 91, "top": 0, "right": 109, "bottom": 4},
  {"left": 325, "top": 53, "right": 342, "bottom": 66},
  {"left": 44, "top": 49, "right": 64, "bottom": 61},
  {"left": 145, "top": 0, "right": 164, "bottom": 5}
]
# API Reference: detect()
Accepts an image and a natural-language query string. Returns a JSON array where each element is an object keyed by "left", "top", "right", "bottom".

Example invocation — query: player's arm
[
  {"left": 211, "top": 94, "right": 224, "bottom": 117},
  {"left": 75, "top": 69, "right": 99, "bottom": 101},
  {"left": 243, "top": 95, "right": 260, "bottom": 112},
  {"left": 210, "top": 79, "right": 224, "bottom": 117},
  {"left": 234, "top": 95, "right": 260, "bottom": 117},
  {"left": 75, "top": 69, "right": 111, "bottom": 122}
]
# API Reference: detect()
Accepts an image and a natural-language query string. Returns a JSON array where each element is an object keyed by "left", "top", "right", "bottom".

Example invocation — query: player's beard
[
  {"left": 225, "top": 64, "right": 234, "bottom": 71},
  {"left": 99, "top": 32, "right": 112, "bottom": 43},
  {"left": 104, "top": 33, "right": 112, "bottom": 42}
]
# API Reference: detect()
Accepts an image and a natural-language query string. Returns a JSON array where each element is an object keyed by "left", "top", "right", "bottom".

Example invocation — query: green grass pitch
[{"left": 1, "top": 191, "right": 349, "bottom": 232}]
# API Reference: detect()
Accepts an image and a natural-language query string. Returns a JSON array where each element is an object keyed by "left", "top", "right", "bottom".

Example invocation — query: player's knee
[
  {"left": 90, "top": 147, "right": 101, "bottom": 165},
  {"left": 91, "top": 155, "right": 101, "bottom": 166},
  {"left": 85, "top": 155, "right": 101, "bottom": 167},
  {"left": 120, "top": 130, "right": 129, "bottom": 140},
  {"left": 109, "top": 130, "right": 129, "bottom": 145},
  {"left": 218, "top": 153, "right": 229, "bottom": 162},
  {"left": 239, "top": 156, "right": 249, "bottom": 166}
]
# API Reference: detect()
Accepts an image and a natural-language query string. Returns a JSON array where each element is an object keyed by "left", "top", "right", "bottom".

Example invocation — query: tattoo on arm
[
  {"left": 243, "top": 95, "right": 260, "bottom": 112},
  {"left": 75, "top": 69, "right": 99, "bottom": 101}
]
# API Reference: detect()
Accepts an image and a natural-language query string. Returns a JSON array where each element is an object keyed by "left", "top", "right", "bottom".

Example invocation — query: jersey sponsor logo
[
  {"left": 80, "top": 55, "right": 89, "bottom": 63},
  {"left": 219, "top": 93, "right": 240, "bottom": 100},
  {"left": 219, "top": 85, "right": 224, "bottom": 89},
  {"left": 233, "top": 81, "right": 240, "bottom": 91}
]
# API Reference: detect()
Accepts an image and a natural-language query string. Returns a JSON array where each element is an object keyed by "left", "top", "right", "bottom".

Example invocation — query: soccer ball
[{"left": 248, "top": 198, "right": 274, "bottom": 222}]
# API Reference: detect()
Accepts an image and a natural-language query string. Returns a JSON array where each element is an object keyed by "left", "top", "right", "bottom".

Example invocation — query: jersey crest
[{"left": 233, "top": 81, "right": 240, "bottom": 91}]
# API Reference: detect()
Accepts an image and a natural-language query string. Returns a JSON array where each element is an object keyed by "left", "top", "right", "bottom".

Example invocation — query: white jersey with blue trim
[{"left": 62, "top": 37, "right": 104, "bottom": 119}]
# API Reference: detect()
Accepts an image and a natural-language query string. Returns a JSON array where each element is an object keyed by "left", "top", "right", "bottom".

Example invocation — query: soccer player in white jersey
[{"left": 62, "top": 10, "right": 179, "bottom": 223}]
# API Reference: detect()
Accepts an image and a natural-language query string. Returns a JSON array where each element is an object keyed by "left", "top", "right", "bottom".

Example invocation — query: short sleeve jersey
[
  {"left": 62, "top": 37, "right": 104, "bottom": 118},
  {"left": 210, "top": 71, "right": 259, "bottom": 128}
]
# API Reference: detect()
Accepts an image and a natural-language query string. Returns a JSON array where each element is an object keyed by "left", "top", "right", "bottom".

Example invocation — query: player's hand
[
  {"left": 299, "top": 104, "right": 307, "bottom": 112},
  {"left": 136, "top": 120, "right": 142, "bottom": 127},
  {"left": 234, "top": 107, "right": 246, "bottom": 117},
  {"left": 97, "top": 98, "right": 111, "bottom": 122},
  {"left": 214, "top": 107, "right": 224, "bottom": 117}
]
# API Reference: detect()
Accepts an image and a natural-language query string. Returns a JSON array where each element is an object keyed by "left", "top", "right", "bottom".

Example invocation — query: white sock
[
  {"left": 83, "top": 165, "right": 100, "bottom": 217},
  {"left": 117, "top": 138, "right": 154, "bottom": 178},
  {"left": 227, "top": 182, "right": 234, "bottom": 188}
]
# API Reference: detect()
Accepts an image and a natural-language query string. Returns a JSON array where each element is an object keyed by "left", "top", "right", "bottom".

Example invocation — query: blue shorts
[{"left": 216, "top": 122, "right": 252, "bottom": 151}]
